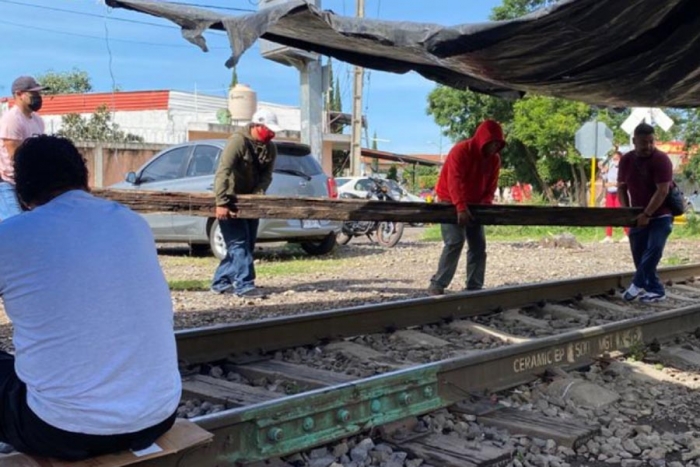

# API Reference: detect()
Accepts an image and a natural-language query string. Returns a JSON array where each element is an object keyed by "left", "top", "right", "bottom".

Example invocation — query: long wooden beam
[{"left": 93, "top": 189, "right": 641, "bottom": 226}]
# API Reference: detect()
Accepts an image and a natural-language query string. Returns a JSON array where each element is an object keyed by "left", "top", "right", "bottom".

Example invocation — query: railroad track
[{"left": 153, "top": 264, "right": 700, "bottom": 466}]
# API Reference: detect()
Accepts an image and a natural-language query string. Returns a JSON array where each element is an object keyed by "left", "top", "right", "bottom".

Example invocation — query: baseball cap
[
  {"left": 11, "top": 76, "right": 49, "bottom": 94},
  {"left": 251, "top": 108, "right": 282, "bottom": 133}
]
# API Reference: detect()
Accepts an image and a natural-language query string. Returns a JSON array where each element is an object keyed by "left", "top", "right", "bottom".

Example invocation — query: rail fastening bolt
[
  {"left": 370, "top": 399, "right": 382, "bottom": 413},
  {"left": 337, "top": 409, "right": 350, "bottom": 423},
  {"left": 423, "top": 386, "right": 434, "bottom": 398},
  {"left": 302, "top": 417, "right": 314, "bottom": 432},
  {"left": 267, "top": 427, "right": 284, "bottom": 443},
  {"left": 399, "top": 392, "right": 413, "bottom": 405}
]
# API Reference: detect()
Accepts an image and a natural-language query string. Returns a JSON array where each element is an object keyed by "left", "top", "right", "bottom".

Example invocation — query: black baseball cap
[{"left": 11, "top": 76, "right": 49, "bottom": 94}]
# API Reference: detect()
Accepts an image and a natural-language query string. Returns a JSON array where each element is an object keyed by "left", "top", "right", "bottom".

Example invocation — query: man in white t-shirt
[
  {"left": 0, "top": 76, "right": 47, "bottom": 221},
  {"left": 600, "top": 151, "right": 630, "bottom": 243},
  {"left": 0, "top": 135, "right": 181, "bottom": 460}
]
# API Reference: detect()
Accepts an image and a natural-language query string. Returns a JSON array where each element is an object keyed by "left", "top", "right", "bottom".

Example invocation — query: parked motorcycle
[{"left": 337, "top": 178, "right": 405, "bottom": 248}]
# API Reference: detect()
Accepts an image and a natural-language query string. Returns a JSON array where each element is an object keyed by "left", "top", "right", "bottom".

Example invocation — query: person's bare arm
[
  {"left": 617, "top": 183, "right": 629, "bottom": 207},
  {"left": 1, "top": 139, "right": 21, "bottom": 161},
  {"left": 643, "top": 181, "right": 671, "bottom": 216}
]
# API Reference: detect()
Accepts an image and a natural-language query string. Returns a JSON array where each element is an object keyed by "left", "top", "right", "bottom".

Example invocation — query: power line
[
  {"left": 0, "top": 0, "right": 175, "bottom": 29},
  {"left": 0, "top": 18, "right": 230, "bottom": 49},
  {"left": 1, "top": 0, "right": 228, "bottom": 37},
  {"left": 165, "top": 1, "right": 255, "bottom": 12}
]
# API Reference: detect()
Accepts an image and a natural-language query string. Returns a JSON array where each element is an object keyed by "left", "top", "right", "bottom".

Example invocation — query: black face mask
[{"left": 28, "top": 94, "right": 42, "bottom": 112}]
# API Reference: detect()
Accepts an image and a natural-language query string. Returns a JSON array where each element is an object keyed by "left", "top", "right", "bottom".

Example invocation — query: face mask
[
  {"left": 256, "top": 126, "right": 276, "bottom": 144},
  {"left": 28, "top": 94, "right": 43, "bottom": 112}
]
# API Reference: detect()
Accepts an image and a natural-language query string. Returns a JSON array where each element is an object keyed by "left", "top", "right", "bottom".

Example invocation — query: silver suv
[{"left": 111, "top": 139, "right": 340, "bottom": 259}]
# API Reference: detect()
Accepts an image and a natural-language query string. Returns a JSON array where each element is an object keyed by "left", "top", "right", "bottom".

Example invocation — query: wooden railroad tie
[{"left": 94, "top": 189, "right": 640, "bottom": 227}]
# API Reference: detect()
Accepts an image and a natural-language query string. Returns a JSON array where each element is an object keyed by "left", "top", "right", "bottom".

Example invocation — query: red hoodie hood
[
  {"left": 435, "top": 119, "right": 505, "bottom": 212},
  {"left": 472, "top": 119, "right": 505, "bottom": 156}
]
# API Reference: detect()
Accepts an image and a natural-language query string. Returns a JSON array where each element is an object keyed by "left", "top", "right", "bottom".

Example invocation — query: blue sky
[{"left": 0, "top": 0, "right": 503, "bottom": 155}]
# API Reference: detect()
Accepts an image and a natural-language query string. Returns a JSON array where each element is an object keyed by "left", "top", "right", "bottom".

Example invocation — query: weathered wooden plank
[
  {"left": 93, "top": 189, "right": 641, "bottom": 226},
  {"left": 181, "top": 375, "right": 280, "bottom": 408},
  {"left": 478, "top": 408, "right": 600, "bottom": 449},
  {"left": 400, "top": 433, "right": 513, "bottom": 467},
  {"left": 226, "top": 359, "right": 354, "bottom": 390}
]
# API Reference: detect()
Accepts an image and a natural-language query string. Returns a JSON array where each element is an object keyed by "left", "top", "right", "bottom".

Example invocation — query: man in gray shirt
[{"left": 0, "top": 135, "right": 181, "bottom": 460}]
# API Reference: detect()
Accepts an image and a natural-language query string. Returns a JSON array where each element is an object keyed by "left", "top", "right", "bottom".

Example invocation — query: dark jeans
[
  {"left": 211, "top": 218, "right": 259, "bottom": 294},
  {"left": 629, "top": 216, "right": 673, "bottom": 296},
  {"left": 431, "top": 223, "right": 487, "bottom": 290},
  {"left": 0, "top": 351, "right": 176, "bottom": 461}
]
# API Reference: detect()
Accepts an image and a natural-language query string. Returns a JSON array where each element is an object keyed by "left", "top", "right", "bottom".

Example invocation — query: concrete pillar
[
  {"left": 300, "top": 59, "right": 324, "bottom": 164},
  {"left": 94, "top": 144, "right": 104, "bottom": 188}
]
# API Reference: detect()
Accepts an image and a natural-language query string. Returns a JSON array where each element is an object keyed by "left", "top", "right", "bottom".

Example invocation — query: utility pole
[{"left": 350, "top": 0, "right": 365, "bottom": 176}]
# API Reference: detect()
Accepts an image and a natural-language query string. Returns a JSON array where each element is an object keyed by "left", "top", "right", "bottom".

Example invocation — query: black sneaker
[
  {"left": 427, "top": 284, "right": 444, "bottom": 296},
  {"left": 237, "top": 288, "right": 268, "bottom": 298}
]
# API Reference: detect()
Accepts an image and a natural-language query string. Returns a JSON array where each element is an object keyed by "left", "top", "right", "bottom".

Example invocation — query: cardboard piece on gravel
[{"left": 0, "top": 419, "right": 213, "bottom": 467}]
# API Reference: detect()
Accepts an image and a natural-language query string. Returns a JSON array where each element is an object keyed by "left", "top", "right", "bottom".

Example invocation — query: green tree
[
  {"left": 58, "top": 105, "right": 143, "bottom": 143},
  {"left": 230, "top": 67, "right": 238, "bottom": 89},
  {"left": 512, "top": 95, "right": 593, "bottom": 204},
  {"left": 37, "top": 68, "right": 92, "bottom": 95},
  {"left": 326, "top": 58, "right": 349, "bottom": 174},
  {"left": 386, "top": 165, "right": 398, "bottom": 181},
  {"left": 427, "top": 86, "right": 513, "bottom": 141},
  {"left": 490, "top": 0, "right": 557, "bottom": 20}
]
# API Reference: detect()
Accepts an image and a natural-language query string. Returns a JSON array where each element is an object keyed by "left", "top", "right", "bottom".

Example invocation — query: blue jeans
[
  {"left": 211, "top": 218, "right": 259, "bottom": 294},
  {"left": 628, "top": 216, "right": 673, "bottom": 296},
  {"left": 0, "top": 182, "right": 21, "bottom": 221},
  {"left": 430, "top": 223, "right": 487, "bottom": 290}
]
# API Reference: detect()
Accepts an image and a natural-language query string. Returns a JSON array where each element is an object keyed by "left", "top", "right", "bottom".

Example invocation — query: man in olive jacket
[{"left": 211, "top": 109, "right": 281, "bottom": 297}]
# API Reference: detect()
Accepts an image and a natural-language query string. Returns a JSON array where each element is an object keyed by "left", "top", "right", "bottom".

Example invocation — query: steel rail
[
  {"left": 150, "top": 297, "right": 700, "bottom": 466},
  {"left": 175, "top": 264, "right": 700, "bottom": 364}
]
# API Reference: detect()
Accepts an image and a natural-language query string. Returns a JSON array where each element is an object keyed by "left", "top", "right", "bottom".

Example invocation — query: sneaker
[
  {"left": 623, "top": 283, "right": 644, "bottom": 301},
  {"left": 618, "top": 235, "right": 630, "bottom": 243},
  {"left": 600, "top": 236, "right": 614, "bottom": 244},
  {"left": 0, "top": 442, "right": 15, "bottom": 454},
  {"left": 428, "top": 284, "right": 444, "bottom": 296},
  {"left": 236, "top": 288, "right": 268, "bottom": 298},
  {"left": 640, "top": 292, "right": 666, "bottom": 303},
  {"left": 210, "top": 286, "right": 233, "bottom": 295}
]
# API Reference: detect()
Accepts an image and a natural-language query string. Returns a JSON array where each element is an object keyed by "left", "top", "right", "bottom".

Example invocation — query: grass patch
[
  {"left": 169, "top": 279, "right": 209, "bottom": 291},
  {"left": 423, "top": 219, "right": 700, "bottom": 243},
  {"left": 661, "top": 254, "right": 691, "bottom": 266},
  {"left": 422, "top": 224, "right": 608, "bottom": 243},
  {"left": 256, "top": 257, "right": 343, "bottom": 277},
  {"left": 166, "top": 253, "right": 349, "bottom": 291}
]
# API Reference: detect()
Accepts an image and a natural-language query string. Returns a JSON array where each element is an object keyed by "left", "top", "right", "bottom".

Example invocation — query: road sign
[
  {"left": 621, "top": 107, "right": 674, "bottom": 135},
  {"left": 575, "top": 121, "right": 614, "bottom": 159}
]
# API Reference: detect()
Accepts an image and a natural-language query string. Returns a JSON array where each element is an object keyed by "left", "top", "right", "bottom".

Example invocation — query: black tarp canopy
[{"left": 105, "top": 0, "right": 700, "bottom": 107}]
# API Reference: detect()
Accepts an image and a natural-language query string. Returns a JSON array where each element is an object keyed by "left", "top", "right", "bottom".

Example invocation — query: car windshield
[{"left": 335, "top": 177, "right": 351, "bottom": 187}]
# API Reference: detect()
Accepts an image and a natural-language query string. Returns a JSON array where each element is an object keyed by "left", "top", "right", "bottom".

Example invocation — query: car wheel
[
  {"left": 300, "top": 232, "right": 337, "bottom": 256},
  {"left": 209, "top": 220, "right": 227, "bottom": 261}
]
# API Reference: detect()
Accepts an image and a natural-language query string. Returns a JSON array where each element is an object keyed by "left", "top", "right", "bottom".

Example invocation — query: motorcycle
[{"left": 337, "top": 178, "right": 405, "bottom": 248}]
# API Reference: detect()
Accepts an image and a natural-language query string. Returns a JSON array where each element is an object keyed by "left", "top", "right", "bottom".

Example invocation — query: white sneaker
[
  {"left": 600, "top": 237, "right": 614, "bottom": 244},
  {"left": 640, "top": 292, "right": 666, "bottom": 303},
  {"left": 623, "top": 284, "right": 644, "bottom": 301},
  {"left": 618, "top": 235, "right": 630, "bottom": 243}
]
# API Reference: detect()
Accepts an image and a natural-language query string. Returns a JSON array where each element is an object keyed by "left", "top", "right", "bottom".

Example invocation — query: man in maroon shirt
[{"left": 617, "top": 123, "right": 674, "bottom": 303}]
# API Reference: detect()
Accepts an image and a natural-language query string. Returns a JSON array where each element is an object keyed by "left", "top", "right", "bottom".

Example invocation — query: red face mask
[{"left": 256, "top": 126, "right": 276, "bottom": 144}]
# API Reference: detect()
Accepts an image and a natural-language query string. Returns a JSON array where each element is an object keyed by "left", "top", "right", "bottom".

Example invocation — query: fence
[{"left": 75, "top": 142, "right": 168, "bottom": 188}]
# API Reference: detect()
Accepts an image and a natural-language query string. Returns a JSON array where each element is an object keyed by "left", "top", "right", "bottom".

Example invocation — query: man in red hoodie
[{"left": 428, "top": 120, "right": 506, "bottom": 295}]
